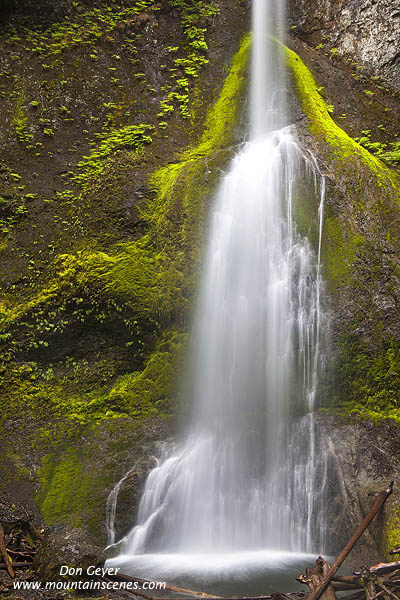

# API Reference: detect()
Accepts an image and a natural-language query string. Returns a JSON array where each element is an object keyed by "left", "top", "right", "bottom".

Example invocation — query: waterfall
[{"left": 106, "top": 0, "right": 329, "bottom": 587}]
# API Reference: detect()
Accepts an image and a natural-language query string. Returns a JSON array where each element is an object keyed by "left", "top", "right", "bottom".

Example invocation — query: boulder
[{"left": 33, "top": 525, "right": 104, "bottom": 582}]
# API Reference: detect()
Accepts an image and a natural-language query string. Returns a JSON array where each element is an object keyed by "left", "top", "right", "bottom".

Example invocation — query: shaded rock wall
[
  {"left": 289, "top": 0, "right": 400, "bottom": 90},
  {"left": 318, "top": 413, "right": 400, "bottom": 565}
]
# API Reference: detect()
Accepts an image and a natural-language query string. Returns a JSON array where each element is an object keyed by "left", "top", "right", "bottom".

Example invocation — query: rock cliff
[{"left": 0, "top": 0, "right": 399, "bottom": 563}]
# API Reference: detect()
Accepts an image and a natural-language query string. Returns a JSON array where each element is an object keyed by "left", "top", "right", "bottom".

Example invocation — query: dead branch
[
  {"left": 375, "top": 577, "right": 400, "bottom": 600},
  {"left": 355, "top": 562, "right": 400, "bottom": 577},
  {"left": 0, "top": 561, "right": 32, "bottom": 570},
  {"left": 332, "top": 575, "right": 362, "bottom": 585},
  {"left": 0, "top": 524, "right": 14, "bottom": 579},
  {"left": 331, "top": 582, "right": 361, "bottom": 591}
]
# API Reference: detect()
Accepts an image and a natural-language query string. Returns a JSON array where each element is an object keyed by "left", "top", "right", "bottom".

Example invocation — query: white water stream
[{"left": 106, "top": 0, "right": 329, "bottom": 590}]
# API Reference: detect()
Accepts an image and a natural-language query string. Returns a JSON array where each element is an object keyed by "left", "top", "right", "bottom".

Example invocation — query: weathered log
[
  {"left": 331, "top": 581, "right": 361, "bottom": 591},
  {"left": 0, "top": 524, "right": 14, "bottom": 578},
  {"left": 315, "top": 557, "right": 336, "bottom": 600},
  {"left": 104, "top": 577, "right": 279, "bottom": 600},
  {"left": 332, "top": 575, "right": 362, "bottom": 585},
  {"left": 371, "top": 562, "right": 400, "bottom": 577},
  {"left": 303, "top": 481, "right": 393, "bottom": 600},
  {"left": 355, "top": 562, "right": 400, "bottom": 577},
  {"left": 298, "top": 557, "right": 337, "bottom": 600},
  {"left": 390, "top": 547, "right": 400, "bottom": 556},
  {"left": 339, "top": 592, "right": 371, "bottom": 600},
  {"left": 104, "top": 573, "right": 300, "bottom": 600},
  {"left": 103, "top": 576, "right": 155, "bottom": 600}
]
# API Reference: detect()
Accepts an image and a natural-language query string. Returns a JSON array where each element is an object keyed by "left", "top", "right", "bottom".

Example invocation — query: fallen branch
[
  {"left": 331, "top": 582, "right": 361, "bottom": 591},
  {"left": 332, "top": 575, "right": 362, "bottom": 585},
  {"left": 375, "top": 578, "right": 400, "bottom": 600},
  {"left": 0, "top": 524, "right": 14, "bottom": 579},
  {"left": 370, "top": 562, "right": 400, "bottom": 577},
  {"left": 354, "top": 561, "right": 400, "bottom": 577},
  {"left": 304, "top": 481, "right": 394, "bottom": 600},
  {"left": 0, "top": 561, "right": 32, "bottom": 570}
]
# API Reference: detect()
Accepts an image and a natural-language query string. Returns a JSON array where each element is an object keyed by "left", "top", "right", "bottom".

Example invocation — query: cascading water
[{"left": 106, "top": 0, "right": 329, "bottom": 591}]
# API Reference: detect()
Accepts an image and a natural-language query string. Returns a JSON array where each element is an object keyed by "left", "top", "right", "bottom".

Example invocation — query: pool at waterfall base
[{"left": 106, "top": 550, "right": 330, "bottom": 595}]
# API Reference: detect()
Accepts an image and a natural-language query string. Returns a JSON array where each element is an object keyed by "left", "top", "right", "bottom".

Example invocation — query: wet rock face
[
  {"left": 109, "top": 453, "right": 159, "bottom": 545},
  {"left": 318, "top": 414, "right": 400, "bottom": 567},
  {"left": 288, "top": 0, "right": 400, "bottom": 90},
  {"left": 0, "top": 0, "right": 74, "bottom": 24}
]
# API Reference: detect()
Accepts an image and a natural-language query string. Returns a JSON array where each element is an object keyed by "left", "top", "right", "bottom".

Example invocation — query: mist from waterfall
[{"left": 106, "top": 0, "right": 329, "bottom": 581}]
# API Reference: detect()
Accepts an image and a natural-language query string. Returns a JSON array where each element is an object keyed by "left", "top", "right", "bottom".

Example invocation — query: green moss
[
  {"left": 352, "top": 132, "right": 400, "bottom": 166},
  {"left": 332, "top": 338, "right": 400, "bottom": 420},
  {"left": 148, "top": 33, "right": 250, "bottom": 251},
  {"left": 161, "top": 0, "right": 220, "bottom": 119},
  {"left": 286, "top": 46, "right": 400, "bottom": 190},
  {"left": 382, "top": 509, "right": 400, "bottom": 559},
  {"left": 1, "top": 329, "right": 184, "bottom": 430},
  {"left": 104, "top": 329, "right": 186, "bottom": 417},
  {"left": 1, "top": 35, "right": 249, "bottom": 434},
  {"left": 286, "top": 45, "right": 400, "bottom": 416},
  {"left": 63, "top": 329, "right": 186, "bottom": 422},
  {"left": 74, "top": 124, "right": 154, "bottom": 188},
  {"left": 36, "top": 447, "right": 113, "bottom": 533},
  {"left": 3, "top": 34, "right": 250, "bottom": 331},
  {"left": 286, "top": 45, "right": 400, "bottom": 288},
  {"left": 12, "top": 88, "right": 32, "bottom": 144},
  {"left": 322, "top": 216, "right": 364, "bottom": 291}
]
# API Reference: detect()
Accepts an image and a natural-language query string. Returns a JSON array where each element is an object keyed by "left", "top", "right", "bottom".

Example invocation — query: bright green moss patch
[
  {"left": 332, "top": 338, "right": 400, "bottom": 422},
  {"left": 104, "top": 330, "right": 186, "bottom": 418},
  {"left": 286, "top": 44, "right": 400, "bottom": 417},
  {"left": 1, "top": 330, "right": 185, "bottom": 425},
  {"left": 3, "top": 33, "right": 250, "bottom": 329},
  {"left": 382, "top": 511, "right": 400, "bottom": 559},
  {"left": 1, "top": 35, "right": 250, "bottom": 429},
  {"left": 1, "top": 238, "right": 187, "bottom": 354},
  {"left": 148, "top": 33, "right": 250, "bottom": 250},
  {"left": 20, "top": 2, "right": 162, "bottom": 58},
  {"left": 322, "top": 216, "right": 364, "bottom": 291},
  {"left": 75, "top": 124, "right": 154, "bottom": 186},
  {"left": 37, "top": 449, "right": 106, "bottom": 529},
  {"left": 13, "top": 88, "right": 32, "bottom": 145},
  {"left": 286, "top": 46, "right": 400, "bottom": 190}
]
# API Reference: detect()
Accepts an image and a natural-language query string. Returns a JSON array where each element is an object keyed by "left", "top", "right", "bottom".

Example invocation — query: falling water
[{"left": 107, "top": 0, "right": 329, "bottom": 589}]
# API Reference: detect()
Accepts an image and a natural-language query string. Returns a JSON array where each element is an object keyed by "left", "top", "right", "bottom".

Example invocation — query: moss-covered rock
[
  {"left": 0, "top": 2, "right": 250, "bottom": 541},
  {"left": 287, "top": 40, "right": 400, "bottom": 420}
]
